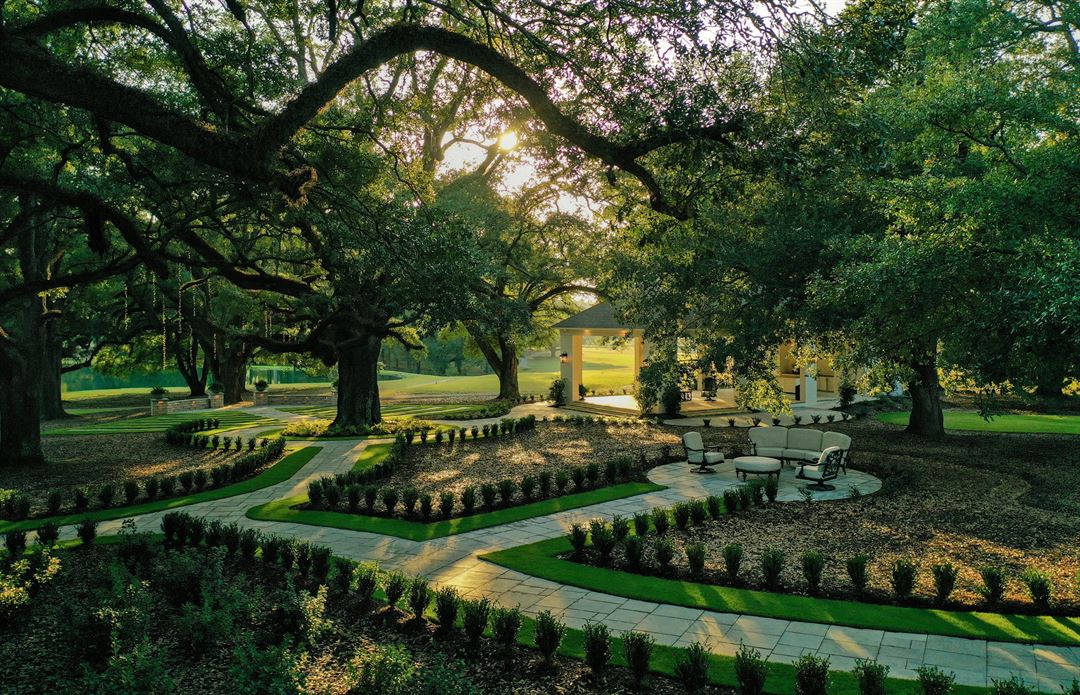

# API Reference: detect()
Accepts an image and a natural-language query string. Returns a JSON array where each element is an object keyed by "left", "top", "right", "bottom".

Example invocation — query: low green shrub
[
  {"left": 554, "top": 470, "right": 570, "bottom": 494},
  {"left": 990, "top": 676, "right": 1035, "bottom": 694},
  {"left": 633, "top": 511, "right": 650, "bottom": 537},
  {"left": 582, "top": 621, "right": 611, "bottom": 676},
  {"left": 1022, "top": 568, "right": 1052, "bottom": 608},
  {"left": 706, "top": 495, "right": 723, "bottom": 519},
  {"left": 764, "top": 476, "right": 779, "bottom": 503},
  {"left": 520, "top": 475, "right": 537, "bottom": 501},
  {"left": 571, "top": 467, "right": 587, "bottom": 491},
  {"left": 722, "top": 489, "right": 739, "bottom": 514},
  {"left": 846, "top": 554, "right": 870, "bottom": 594},
  {"left": 724, "top": 542, "right": 744, "bottom": 582},
  {"left": 381, "top": 489, "right": 399, "bottom": 515},
  {"left": 654, "top": 537, "right": 675, "bottom": 572},
  {"left": 891, "top": 559, "right": 918, "bottom": 601},
  {"left": 610, "top": 514, "right": 630, "bottom": 543},
  {"left": 915, "top": 665, "right": 955, "bottom": 695},
  {"left": 534, "top": 610, "right": 566, "bottom": 667},
  {"left": 932, "top": 562, "right": 958, "bottom": 605},
  {"left": 5, "top": 530, "right": 27, "bottom": 556},
  {"left": 623, "top": 631, "right": 654, "bottom": 688},
  {"left": 354, "top": 563, "right": 379, "bottom": 607},
  {"left": 35, "top": 522, "right": 59, "bottom": 547},
  {"left": 587, "top": 521, "right": 615, "bottom": 563},
  {"left": 687, "top": 542, "right": 706, "bottom": 579},
  {"left": 651, "top": 507, "right": 670, "bottom": 535},
  {"left": 979, "top": 566, "right": 1007, "bottom": 605},
  {"left": 433, "top": 586, "right": 460, "bottom": 635},
  {"left": 538, "top": 471, "right": 552, "bottom": 498},
  {"left": 853, "top": 658, "right": 889, "bottom": 695},
  {"left": 497, "top": 479, "right": 516, "bottom": 507},
  {"left": 673, "top": 502, "right": 691, "bottom": 530},
  {"left": 419, "top": 494, "right": 433, "bottom": 521},
  {"left": 761, "top": 547, "right": 785, "bottom": 590},
  {"left": 568, "top": 523, "right": 588, "bottom": 559},
  {"left": 624, "top": 535, "right": 644, "bottom": 570},
  {"left": 480, "top": 483, "right": 497, "bottom": 510},
  {"left": 675, "top": 641, "right": 710, "bottom": 692},
  {"left": 407, "top": 575, "right": 430, "bottom": 622},
  {"left": 492, "top": 607, "right": 522, "bottom": 659},
  {"left": 439, "top": 492, "right": 454, "bottom": 518},
  {"left": 402, "top": 488, "right": 419, "bottom": 516},
  {"left": 462, "top": 597, "right": 491, "bottom": 647},
  {"left": 801, "top": 551, "right": 826, "bottom": 594},
  {"left": 735, "top": 644, "right": 767, "bottom": 695},
  {"left": 384, "top": 572, "right": 408, "bottom": 609},
  {"left": 76, "top": 518, "right": 97, "bottom": 545},
  {"left": 794, "top": 654, "right": 830, "bottom": 695}
]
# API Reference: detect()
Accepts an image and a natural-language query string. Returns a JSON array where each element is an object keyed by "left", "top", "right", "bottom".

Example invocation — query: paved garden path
[{"left": 49, "top": 412, "right": 1080, "bottom": 692}]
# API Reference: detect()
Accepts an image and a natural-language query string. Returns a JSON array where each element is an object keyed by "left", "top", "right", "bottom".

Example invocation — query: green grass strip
[
  {"left": 877, "top": 410, "right": 1080, "bottom": 435},
  {"left": 0, "top": 447, "right": 322, "bottom": 533},
  {"left": 481, "top": 536, "right": 1080, "bottom": 647},
  {"left": 45, "top": 411, "right": 271, "bottom": 436},
  {"left": 246, "top": 482, "right": 666, "bottom": 541}
]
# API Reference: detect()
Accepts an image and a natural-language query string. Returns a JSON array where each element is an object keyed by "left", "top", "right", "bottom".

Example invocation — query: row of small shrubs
[
  {"left": 435, "top": 401, "right": 513, "bottom": 420},
  {"left": 1, "top": 438, "right": 286, "bottom": 522},
  {"left": 163, "top": 417, "right": 220, "bottom": 441},
  {"left": 401, "top": 414, "right": 539, "bottom": 446},
  {"left": 732, "top": 644, "right": 1079, "bottom": 695},
  {"left": 545, "top": 413, "right": 640, "bottom": 427},
  {"left": 308, "top": 455, "right": 639, "bottom": 520},
  {"left": 571, "top": 508, "right": 1072, "bottom": 611},
  {"left": 4, "top": 517, "right": 99, "bottom": 558},
  {"left": 166, "top": 431, "right": 263, "bottom": 452}
]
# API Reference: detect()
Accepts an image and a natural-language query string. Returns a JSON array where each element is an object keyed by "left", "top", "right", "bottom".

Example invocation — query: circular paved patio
[{"left": 647, "top": 460, "right": 882, "bottom": 502}]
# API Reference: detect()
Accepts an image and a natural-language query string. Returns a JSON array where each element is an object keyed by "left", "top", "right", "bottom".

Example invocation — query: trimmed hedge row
[{"left": 0, "top": 438, "right": 287, "bottom": 522}]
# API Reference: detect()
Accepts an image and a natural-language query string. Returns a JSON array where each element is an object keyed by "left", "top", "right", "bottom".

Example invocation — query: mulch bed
[
  {"left": 382, "top": 420, "right": 685, "bottom": 498},
  {"left": 0, "top": 434, "right": 247, "bottom": 514},
  {"left": 0, "top": 543, "right": 729, "bottom": 694},
  {"left": 570, "top": 418, "right": 1080, "bottom": 614}
]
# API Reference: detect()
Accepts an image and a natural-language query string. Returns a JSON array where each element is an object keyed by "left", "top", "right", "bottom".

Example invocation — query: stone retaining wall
[
  {"left": 150, "top": 393, "right": 224, "bottom": 415},
  {"left": 252, "top": 392, "right": 334, "bottom": 407}
]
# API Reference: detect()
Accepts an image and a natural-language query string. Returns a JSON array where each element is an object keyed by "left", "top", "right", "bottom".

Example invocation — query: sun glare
[{"left": 497, "top": 130, "right": 519, "bottom": 152}]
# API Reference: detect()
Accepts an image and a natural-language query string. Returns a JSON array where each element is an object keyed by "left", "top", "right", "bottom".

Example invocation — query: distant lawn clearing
[
  {"left": 281, "top": 402, "right": 499, "bottom": 420},
  {"left": 877, "top": 410, "right": 1080, "bottom": 435},
  {"left": 0, "top": 447, "right": 321, "bottom": 533},
  {"left": 247, "top": 482, "right": 665, "bottom": 541},
  {"left": 45, "top": 410, "right": 273, "bottom": 436},
  {"left": 481, "top": 536, "right": 1080, "bottom": 647}
]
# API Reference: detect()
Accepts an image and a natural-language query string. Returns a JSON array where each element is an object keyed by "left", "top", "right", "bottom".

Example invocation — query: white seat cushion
[
  {"left": 787, "top": 428, "right": 823, "bottom": 451},
  {"left": 749, "top": 427, "right": 787, "bottom": 449},
  {"left": 816, "top": 445, "right": 844, "bottom": 465},
  {"left": 799, "top": 464, "right": 825, "bottom": 480},
  {"left": 704, "top": 452, "right": 724, "bottom": 464},
  {"left": 755, "top": 447, "right": 785, "bottom": 458},
  {"left": 822, "top": 432, "right": 852, "bottom": 451},
  {"left": 784, "top": 448, "right": 821, "bottom": 462}
]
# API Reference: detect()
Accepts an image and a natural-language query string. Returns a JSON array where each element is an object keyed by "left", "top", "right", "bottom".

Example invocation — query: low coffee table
[{"left": 733, "top": 455, "right": 782, "bottom": 481}]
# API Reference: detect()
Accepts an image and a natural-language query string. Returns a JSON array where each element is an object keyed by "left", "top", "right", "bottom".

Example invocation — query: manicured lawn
[
  {"left": 878, "top": 410, "right": 1080, "bottom": 435},
  {"left": 281, "top": 402, "right": 502, "bottom": 420},
  {"left": 481, "top": 537, "right": 1080, "bottom": 647},
  {"left": 246, "top": 482, "right": 665, "bottom": 541},
  {"left": 44, "top": 410, "right": 273, "bottom": 436},
  {"left": 0, "top": 446, "right": 321, "bottom": 533}
]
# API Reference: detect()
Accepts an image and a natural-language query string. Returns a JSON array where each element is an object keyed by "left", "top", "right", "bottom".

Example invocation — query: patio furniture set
[{"left": 681, "top": 426, "right": 852, "bottom": 491}]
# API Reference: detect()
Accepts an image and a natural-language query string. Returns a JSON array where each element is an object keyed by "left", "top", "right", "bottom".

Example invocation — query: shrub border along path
[
  {"left": 246, "top": 481, "right": 665, "bottom": 541},
  {"left": 34, "top": 533, "right": 989, "bottom": 695},
  {"left": 480, "top": 536, "right": 1080, "bottom": 647},
  {"left": 245, "top": 440, "right": 664, "bottom": 540},
  {"left": 0, "top": 446, "right": 321, "bottom": 533}
]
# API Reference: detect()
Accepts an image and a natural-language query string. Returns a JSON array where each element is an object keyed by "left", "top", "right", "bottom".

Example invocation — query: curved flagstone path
[{"left": 44, "top": 407, "right": 1080, "bottom": 693}]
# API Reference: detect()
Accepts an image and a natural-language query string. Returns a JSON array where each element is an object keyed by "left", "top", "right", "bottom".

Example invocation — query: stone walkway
[{"left": 44, "top": 410, "right": 1080, "bottom": 692}]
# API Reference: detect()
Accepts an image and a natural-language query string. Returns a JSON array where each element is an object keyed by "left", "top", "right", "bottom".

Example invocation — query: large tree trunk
[
  {"left": 332, "top": 331, "right": 383, "bottom": 428},
  {"left": 40, "top": 321, "right": 67, "bottom": 419},
  {"left": 174, "top": 333, "right": 208, "bottom": 397},
  {"left": 0, "top": 366, "right": 45, "bottom": 466},
  {"left": 907, "top": 358, "right": 944, "bottom": 437},
  {"left": 213, "top": 338, "right": 250, "bottom": 404},
  {"left": 495, "top": 336, "right": 520, "bottom": 401},
  {"left": 1033, "top": 354, "right": 1066, "bottom": 399},
  {"left": 465, "top": 324, "right": 520, "bottom": 401}
]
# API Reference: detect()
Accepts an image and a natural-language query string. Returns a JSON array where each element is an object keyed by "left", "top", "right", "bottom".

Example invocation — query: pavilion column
[
  {"left": 559, "top": 331, "right": 583, "bottom": 403},
  {"left": 802, "top": 371, "right": 818, "bottom": 406}
]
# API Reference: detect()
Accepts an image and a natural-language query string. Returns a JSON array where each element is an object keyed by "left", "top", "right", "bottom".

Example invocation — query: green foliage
[
  {"left": 794, "top": 654, "right": 830, "bottom": 695},
  {"left": 675, "top": 641, "right": 710, "bottom": 692},
  {"left": 801, "top": 551, "right": 826, "bottom": 594},
  {"left": 847, "top": 554, "right": 870, "bottom": 593},
  {"left": 735, "top": 644, "right": 768, "bottom": 695},
  {"left": 979, "top": 566, "right": 1008, "bottom": 605},
  {"left": 932, "top": 562, "right": 958, "bottom": 605},
  {"left": 533, "top": 610, "right": 566, "bottom": 666},
  {"left": 853, "top": 658, "right": 889, "bottom": 695},
  {"left": 761, "top": 547, "right": 785, "bottom": 590},
  {"left": 623, "top": 631, "right": 654, "bottom": 687},
  {"left": 582, "top": 621, "right": 611, "bottom": 675},
  {"left": 891, "top": 559, "right": 918, "bottom": 600},
  {"left": 916, "top": 666, "right": 955, "bottom": 695}
]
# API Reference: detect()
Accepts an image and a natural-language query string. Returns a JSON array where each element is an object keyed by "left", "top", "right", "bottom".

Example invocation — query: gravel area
[
  {"left": 1, "top": 434, "right": 247, "bottom": 514},
  {"left": 383, "top": 420, "right": 685, "bottom": 497},
  {"left": 571, "top": 418, "right": 1080, "bottom": 614}
]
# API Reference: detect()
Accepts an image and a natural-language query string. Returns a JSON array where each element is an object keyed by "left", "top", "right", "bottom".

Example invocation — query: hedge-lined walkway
[{"left": 36, "top": 407, "right": 1080, "bottom": 693}]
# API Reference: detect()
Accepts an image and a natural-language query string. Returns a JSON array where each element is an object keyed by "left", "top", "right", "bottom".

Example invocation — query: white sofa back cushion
[
  {"left": 822, "top": 432, "right": 852, "bottom": 451},
  {"left": 787, "top": 428, "right": 824, "bottom": 452},
  {"left": 749, "top": 427, "right": 787, "bottom": 449}
]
